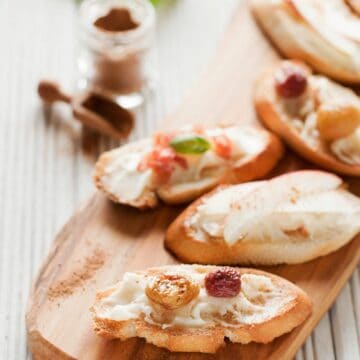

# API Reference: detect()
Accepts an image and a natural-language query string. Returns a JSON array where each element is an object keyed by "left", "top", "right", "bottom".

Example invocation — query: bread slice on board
[
  {"left": 94, "top": 125, "right": 283, "bottom": 209},
  {"left": 165, "top": 171, "right": 360, "bottom": 265},
  {"left": 254, "top": 60, "right": 360, "bottom": 176},
  {"left": 91, "top": 265, "right": 312, "bottom": 353},
  {"left": 251, "top": 0, "right": 360, "bottom": 83}
]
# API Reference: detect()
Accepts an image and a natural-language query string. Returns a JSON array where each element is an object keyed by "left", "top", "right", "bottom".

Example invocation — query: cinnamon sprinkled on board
[{"left": 48, "top": 249, "right": 106, "bottom": 300}]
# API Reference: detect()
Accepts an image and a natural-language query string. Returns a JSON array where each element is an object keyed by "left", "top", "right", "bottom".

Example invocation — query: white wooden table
[{"left": 0, "top": 0, "right": 358, "bottom": 359}]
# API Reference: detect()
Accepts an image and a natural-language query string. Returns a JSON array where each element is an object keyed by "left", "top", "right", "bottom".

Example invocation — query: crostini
[
  {"left": 255, "top": 60, "right": 360, "bottom": 176},
  {"left": 91, "top": 264, "right": 312, "bottom": 353},
  {"left": 251, "top": 0, "right": 360, "bottom": 83},
  {"left": 165, "top": 171, "right": 360, "bottom": 265},
  {"left": 94, "top": 125, "right": 283, "bottom": 208}
]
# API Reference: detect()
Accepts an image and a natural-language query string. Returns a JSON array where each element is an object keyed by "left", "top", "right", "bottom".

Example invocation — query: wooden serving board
[{"left": 26, "top": 2, "right": 360, "bottom": 359}]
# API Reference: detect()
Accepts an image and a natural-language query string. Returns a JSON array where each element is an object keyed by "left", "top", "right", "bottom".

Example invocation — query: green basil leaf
[{"left": 170, "top": 135, "right": 211, "bottom": 154}]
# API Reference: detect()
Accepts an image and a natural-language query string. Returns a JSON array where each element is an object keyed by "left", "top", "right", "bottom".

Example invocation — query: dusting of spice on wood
[{"left": 47, "top": 249, "right": 106, "bottom": 300}]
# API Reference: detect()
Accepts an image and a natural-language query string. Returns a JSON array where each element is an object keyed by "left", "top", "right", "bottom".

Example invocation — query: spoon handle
[{"left": 38, "top": 80, "right": 72, "bottom": 104}]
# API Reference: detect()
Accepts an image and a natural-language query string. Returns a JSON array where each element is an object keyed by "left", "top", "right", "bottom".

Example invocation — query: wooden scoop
[{"left": 38, "top": 80, "right": 134, "bottom": 140}]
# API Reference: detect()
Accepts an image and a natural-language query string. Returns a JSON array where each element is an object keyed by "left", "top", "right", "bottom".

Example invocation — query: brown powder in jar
[
  {"left": 94, "top": 8, "right": 139, "bottom": 32},
  {"left": 47, "top": 249, "right": 106, "bottom": 300},
  {"left": 93, "top": 50, "right": 145, "bottom": 94},
  {"left": 92, "top": 7, "right": 145, "bottom": 94}
]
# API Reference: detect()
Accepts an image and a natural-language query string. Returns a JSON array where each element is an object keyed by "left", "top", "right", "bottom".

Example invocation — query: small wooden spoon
[{"left": 38, "top": 80, "right": 134, "bottom": 140}]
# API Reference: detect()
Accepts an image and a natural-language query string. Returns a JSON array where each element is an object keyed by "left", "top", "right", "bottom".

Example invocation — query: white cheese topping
[
  {"left": 292, "top": 0, "right": 360, "bottom": 63},
  {"left": 100, "top": 140, "right": 153, "bottom": 202},
  {"left": 224, "top": 126, "right": 266, "bottom": 156},
  {"left": 99, "top": 126, "right": 266, "bottom": 202},
  {"left": 188, "top": 173, "right": 360, "bottom": 246},
  {"left": 97, "top": 266, "right": 291, "bottom": 329},
  {"left": 187, "top": 182, "right": 264, "bottom": 240},
  {"left": 167, "top": 127, "right": 264, "bottom": 186},
  {"left": 274, "top": 72, "right": 360, "bottom": 165},
  {"left": 224, "top": 189, "right": 360, "bottom": 245},
  {"left": 264, "top": 0, "right": 360, "bottom": 74}
]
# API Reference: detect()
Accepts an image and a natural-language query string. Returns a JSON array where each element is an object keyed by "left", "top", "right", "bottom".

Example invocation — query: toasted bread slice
[
  {"left": 254, "top": 60, "right": 360, "bottom": 176},
  {"left": 165, "top": 171, "right": 360, "bottom": 265},
  {"left": 251, "top": 0, "right": 360, "bottom": 83},
  {"left": 94, "top": 125, "right": 283, "bottom": 209},
  {"left": 91, "top": 265, "right": 312, "bottom": 353}
]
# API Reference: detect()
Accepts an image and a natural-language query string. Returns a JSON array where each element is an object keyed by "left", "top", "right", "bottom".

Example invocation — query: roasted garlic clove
[
  {"left": 331, "top": 128, "right": 360, "bottom": 165},
  {"left": 316, "top": 102, "right": 360, "bottom": 141},
  {"left": 146, "top": 274, "right": 200, "bottom": 310}
]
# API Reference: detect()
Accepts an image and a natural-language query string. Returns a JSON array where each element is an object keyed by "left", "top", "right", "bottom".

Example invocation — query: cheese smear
[
  {"left": 100, "top": 140, "right": 153, "bottom": 202},
  {"left": 97, "top": 266, "right": 291, "bottom": 329},
  {"left": 274, "top": 72, "right": 360, "bottom": 166},
  {"left": 188, "top": 175, "right": 360, "bottom": 247},
  {"left": 265, "top": 0, "right": 360, "bottom": 73},
  {"left": 99, "top": 126, "right": 266, "bottom": 202},
  {"left": 187, "top": 182, "right": 264, "bottom": 240}
]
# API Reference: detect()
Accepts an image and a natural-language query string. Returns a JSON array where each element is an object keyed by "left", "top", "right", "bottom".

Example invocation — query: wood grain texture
[
  {"left": 0, "top": 0, "right": 358, "bottom": 359},
  {"left": 26, "top": 192, "right": 360, "bottom": 359},
  {"left": 25, "top": 1, "right": 360, "bottom": 359}
]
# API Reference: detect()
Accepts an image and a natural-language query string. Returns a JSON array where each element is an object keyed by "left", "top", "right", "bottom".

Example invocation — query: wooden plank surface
[
  {"left": 0, "top": 0, "right": 358, "bottom": 359},
  {"left": 26, "top": 192, "right": 360, "bottom": 359}
]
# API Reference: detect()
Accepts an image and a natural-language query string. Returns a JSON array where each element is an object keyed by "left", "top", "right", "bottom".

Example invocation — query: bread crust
[
  {"left": 91, "top": 266, "right": 312, "bottom": 353},
  {"left": 94, "top": 127, "right": 284, "bottom": 209},
  {"left": 94, "top": 140, "right": 158, "bottom": 209},
  {"left": 158, "top": 128, "right": 283, "bottom": 205},
  {"left": 251, "top": 0, "right": 360, "bottom": 84},
  {"left": 253, "top": 64, "right": 360, "bottom": 176},
  {"left": 165, "top": 170, "right": 360, "bottom": 265}
]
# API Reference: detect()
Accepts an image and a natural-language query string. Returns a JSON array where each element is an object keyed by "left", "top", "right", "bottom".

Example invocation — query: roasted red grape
[
  {"left": 275, "top": 65, "right": 307, "bottom": 98},
  {"left": 205, "top": 268, "right": 241, "bottom": 297}
]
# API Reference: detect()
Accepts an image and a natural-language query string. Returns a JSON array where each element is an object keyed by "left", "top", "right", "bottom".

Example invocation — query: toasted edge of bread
[
  {"left": 94, "top": 127, "right": 284, "bottom": 209},
  {"left": 165, "top": 170, "right": 359, "bottom": 265},
  {"left": 254, "top": 64, "right": 360, "bottom": 176},
  {"left": 94, "top": 140, "right": 159, "bottom": 209},
  {"left": 251, "top": 0, "right": 360, "bottom": 84},
  {"left": 157, "top": 128, "right": 283, "bottom": 205},
  {"left": 91, "top": 266, "right": 312, "bottom": 353}
]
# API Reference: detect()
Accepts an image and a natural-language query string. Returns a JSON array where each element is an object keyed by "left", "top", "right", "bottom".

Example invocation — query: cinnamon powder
[
  {"left": 92, "top": 7, "right": 145, "bottom": 94},
  {"left": 93, "top": 51, "right": 145, "bottom": 94},
  {"left": 94, "top": 8, "right": 139, "bottom": 32},
  {"left": 48, "top": 249, "right": 106, "bottom": 300}
]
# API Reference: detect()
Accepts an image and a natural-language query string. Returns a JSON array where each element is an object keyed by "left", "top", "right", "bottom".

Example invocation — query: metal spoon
[{"left": 38, "top": 80, "right": 134, "bottom": 140}]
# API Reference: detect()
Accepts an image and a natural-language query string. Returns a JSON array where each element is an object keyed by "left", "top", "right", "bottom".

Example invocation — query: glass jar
[{"left": 78, "top": 0, "right": 156, "bottom": 108}]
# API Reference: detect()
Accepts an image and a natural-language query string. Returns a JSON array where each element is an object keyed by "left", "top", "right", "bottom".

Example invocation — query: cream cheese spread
[
  {"left": 97, "top": 266, "right": 291, "bottom": 329},
  {"left": 187, "top": 173, "right": 360, "bottom": 247},
  {"left": 99, "top": 126, "right": 266, "bottom": 202}
]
